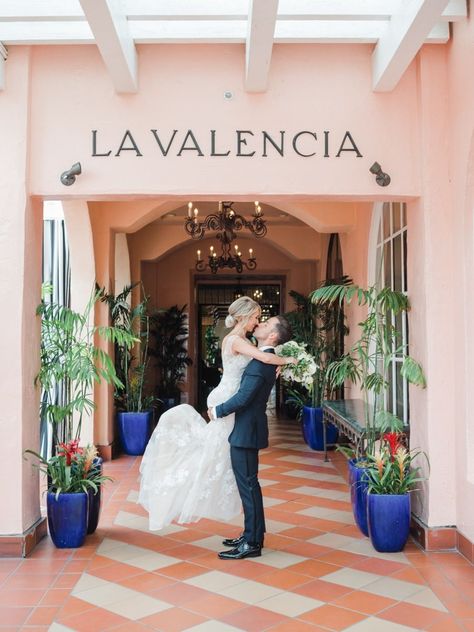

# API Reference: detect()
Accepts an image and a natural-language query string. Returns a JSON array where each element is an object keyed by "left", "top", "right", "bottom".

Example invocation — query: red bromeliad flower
[
  {"left": 383, "top": 432, "right": 404, "bottom": 462},
  {"left": 57, "top": 440, "right": 83, "bottom": 466}
]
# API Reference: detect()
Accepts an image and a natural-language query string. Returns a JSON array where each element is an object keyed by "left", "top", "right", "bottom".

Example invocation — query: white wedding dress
[{"left": 138, "top": 335, "right": 250, "bottom": 530}]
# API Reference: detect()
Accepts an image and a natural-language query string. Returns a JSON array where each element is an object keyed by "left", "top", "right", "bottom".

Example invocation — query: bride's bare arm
[{"left": 231, "top": 336, "right": 297, "bottom": 365}]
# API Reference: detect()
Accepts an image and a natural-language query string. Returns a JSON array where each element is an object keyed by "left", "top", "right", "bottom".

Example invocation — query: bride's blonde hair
[{"left": 225, "top": 296, "right": 260, "bottom": 329}]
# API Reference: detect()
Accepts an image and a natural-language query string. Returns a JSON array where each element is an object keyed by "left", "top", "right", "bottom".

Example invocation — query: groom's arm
[{"left": 215, "top": 364, "right": 270, "bottom": 419}]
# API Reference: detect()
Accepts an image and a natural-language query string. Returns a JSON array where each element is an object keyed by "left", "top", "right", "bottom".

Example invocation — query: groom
[{"left": 208, "top": 315, "right": 292, "bottom": 560}]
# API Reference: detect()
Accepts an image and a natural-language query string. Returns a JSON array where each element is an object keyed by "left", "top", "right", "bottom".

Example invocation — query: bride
[{"left": 137, "top": 296, "right": 296, "bottom": 530}]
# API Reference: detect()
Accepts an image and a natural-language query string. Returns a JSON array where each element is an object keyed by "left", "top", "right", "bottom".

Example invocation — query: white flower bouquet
[{"left": 275, "top": 340, "right": 318, "bottom": 389}]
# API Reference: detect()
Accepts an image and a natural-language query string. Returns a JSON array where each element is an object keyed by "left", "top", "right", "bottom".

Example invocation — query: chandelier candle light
[{"left": 185, "top": 201, "right": 267, "bottom": 274}]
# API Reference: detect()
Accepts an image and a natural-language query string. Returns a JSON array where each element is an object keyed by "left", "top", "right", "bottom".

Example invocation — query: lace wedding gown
[{"left": 138, "top": 335, "right": 250, "bottom": 530}]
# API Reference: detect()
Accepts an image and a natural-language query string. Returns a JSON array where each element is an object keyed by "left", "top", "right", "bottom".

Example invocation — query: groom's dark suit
[{"left": 215, "top": 349, "right": 276, "bottom": 547}]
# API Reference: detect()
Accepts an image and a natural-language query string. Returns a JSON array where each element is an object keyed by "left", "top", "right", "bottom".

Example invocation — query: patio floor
[{"left": 1, "top": 416, "right": 474, "bottom": 631}]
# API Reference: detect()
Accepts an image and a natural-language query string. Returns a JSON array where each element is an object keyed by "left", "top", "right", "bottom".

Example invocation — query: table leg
[{"left": 323, "top": 415, "right": 329, "bottom": 462}]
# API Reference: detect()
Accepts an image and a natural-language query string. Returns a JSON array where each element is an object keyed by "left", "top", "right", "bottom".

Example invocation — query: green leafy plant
[
  {"left": 204, "top": 325, "right": 220, "bottom": 366},
  {"left": 36, "top": 284, "right": 137, "bottom": 446},
  {"left": 310, "top": 282, "right": 426, "bottom": 458},
  {"left": 98, "top": 284, "right": 156, "bottom": 413},
  {"left": 365, "top": 431, "right": 429, "bottom": 495},
  {"left": 283, "top": 283, "right": 349, "bottom": 412},
  {"left": 25, "top": 441, "right": 113, "bottom": 499},
  {"left": 150, "top": 305, "right": 192, "bottom": 399}
]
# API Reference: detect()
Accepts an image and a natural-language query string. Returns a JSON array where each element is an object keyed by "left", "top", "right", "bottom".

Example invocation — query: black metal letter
[
  {"left": 115, "top": 130, "right": 143, "bottom": 157},
  {"left": 336, "top": 131, "right": 363, "bottom": 157},
  {"left": 92, "top": 130, "right": 112, "bottom": 157},
  {"left": 262, "top": 131, "right": 285, "bottom": 157},
  {"left": 151, "top": 129, "right": 178, "bottom": 156},
  {"left": 177, "top": 130, "right": 204, "bottom": 156},
  {"left": 292, "top": 131, "right": 317, "bottom": 157},
  {"left": 236, "top": 130, "right": 255, "bottom": 157},
  {"left": 324, "top": 131, "right": 330, "bottom": 158},
  {"left": 210, "top": 130, "right": 231, "bottom": 156}
]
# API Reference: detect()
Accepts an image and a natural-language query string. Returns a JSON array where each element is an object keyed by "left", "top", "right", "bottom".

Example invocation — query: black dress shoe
[
  {"left": 222, "top": 535, "right": 245, "bottom": 547},
  {"left": 222, "top": 534, "right": 264, "bottom": 548},
  {"left": 218, "top": 541, "right": 262, "bottom": 560}
]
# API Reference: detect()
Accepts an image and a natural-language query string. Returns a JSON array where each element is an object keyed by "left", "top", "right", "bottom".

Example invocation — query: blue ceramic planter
[
  {"left": 348, "top": 458, "right": 369, "bottom": 537},
  {"left": 368, "top": 493, "right": 411, "bottom": 552},
  {"left": 117, "top": 411, "right": 152, "bottom": 455},
  {"left": 86, "top": 457, "right": 102, "bottom": 534},
  {"left": 302, "top": 406, "right": 338, "bottom": 451},
  {"left": 47, "top": 492, "right": 88, "bottom": 548}
]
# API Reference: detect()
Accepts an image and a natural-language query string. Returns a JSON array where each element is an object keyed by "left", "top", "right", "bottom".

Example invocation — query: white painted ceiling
[{"left": 0, "top": 0, "right": 467, "bottom": 93}]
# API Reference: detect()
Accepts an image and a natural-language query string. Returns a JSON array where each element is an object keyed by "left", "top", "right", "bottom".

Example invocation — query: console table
[{"left": 322, "top": 399, "right": 408, "bottom": 462}]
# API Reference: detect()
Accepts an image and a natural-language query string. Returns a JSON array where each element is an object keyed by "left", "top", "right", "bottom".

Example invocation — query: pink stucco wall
[
  {"left": 2, "top": 27, "right": 474, "bottom": 544},
  {"left": 445, "top": 19, "right": 474, "bottom": 543},
  {"left": 0, "top": 48, "right": 42, "bottom": 536},
  {"left": 28, "top": 44, "right": 420, "bottom": 200}
]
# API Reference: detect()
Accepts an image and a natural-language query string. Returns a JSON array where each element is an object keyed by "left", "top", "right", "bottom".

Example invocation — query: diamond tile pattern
[{"left": 2, "top": 415, "right": 473, "bottom": 631}]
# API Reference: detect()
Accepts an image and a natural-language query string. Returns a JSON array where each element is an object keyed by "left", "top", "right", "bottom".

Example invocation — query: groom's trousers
[{"left": 230, "top": 446, "right": 266, "bottom": 546}]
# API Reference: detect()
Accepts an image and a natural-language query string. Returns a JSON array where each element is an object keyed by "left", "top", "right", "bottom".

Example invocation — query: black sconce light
[
  {"left": 60, "top": 162, "right": 82, "bottom": 186},
  {"left": 369, "top": 161, "right": 391, "bottom": 187}
]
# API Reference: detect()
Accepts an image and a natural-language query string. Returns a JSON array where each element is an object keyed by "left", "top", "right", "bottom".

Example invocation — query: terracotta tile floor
[{"left": 2, "top": 417, "right": 474, "bottom": 631}]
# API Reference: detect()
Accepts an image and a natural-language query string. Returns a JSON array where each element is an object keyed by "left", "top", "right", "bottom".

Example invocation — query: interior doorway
[{"left": 196, "top": 278, "right": 283, "bottom": 411}]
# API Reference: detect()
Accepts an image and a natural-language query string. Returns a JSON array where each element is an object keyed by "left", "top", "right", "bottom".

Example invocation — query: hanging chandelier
[
  {"left": 196, "top": 237, "right": 256, "bottom": 274},
  {"left": 184, "top": 201, "right": 267, "bottom": 274}
]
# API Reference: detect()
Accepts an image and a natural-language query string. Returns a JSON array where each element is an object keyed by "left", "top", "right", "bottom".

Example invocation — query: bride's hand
[{"left": 286, "top": 357, "right": 298, "bottom": 365}]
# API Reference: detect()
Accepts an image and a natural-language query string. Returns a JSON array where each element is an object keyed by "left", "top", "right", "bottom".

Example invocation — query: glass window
[
  {"left": 375, "top": 202, "right": 409, "bottom": 424},
  {"left": 392, "top": 202, "right": 402, "bottom": 234},
  {"left": 383, "top": 202, "right": 391, "bottom": 240}
]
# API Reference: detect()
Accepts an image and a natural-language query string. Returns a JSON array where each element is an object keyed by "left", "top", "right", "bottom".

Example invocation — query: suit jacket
[{"left": 215, "top": 350, "right": 277, "bottom": 449}]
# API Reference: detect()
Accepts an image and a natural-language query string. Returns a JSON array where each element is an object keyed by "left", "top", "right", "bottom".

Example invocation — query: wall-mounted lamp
[
  {"left": 369, "top": 161, "right": 391, "bottom": 187},
  {"left": 60, "top": 162, "right": 82, "bottom": 186}
]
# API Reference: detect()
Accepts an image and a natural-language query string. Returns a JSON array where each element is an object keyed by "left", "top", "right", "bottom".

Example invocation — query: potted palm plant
[
  {"left": 99, "top": 284, "right": 156, "bottom": 456},
  {"left": 283, "top": 287, "right": 349, "bottom": 449},
  {"left": 365, "top": 431, "right": 429, "bottom": 552},
  {"left": 37, "top": 284, "right": 135, "bottom": 445},
  {"left": 35, "top": 284, "right": 136, "bottom": 534},
  {"left": 310, "top": 282, "right": 426, "bottom": 536},
  {"left": 150, "top": 305, "right": 192, "bottom": 413}
]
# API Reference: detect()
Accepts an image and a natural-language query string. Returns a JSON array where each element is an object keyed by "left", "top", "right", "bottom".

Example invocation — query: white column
[
  {"left": 62, "top": 200, "right": 96, "bottom": 446},
  {"left": 115, "top": 233, "right": 131, "bottom": 294}
]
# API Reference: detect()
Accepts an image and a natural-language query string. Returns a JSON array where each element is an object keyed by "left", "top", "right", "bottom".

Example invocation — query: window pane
[
  {"left": 376, "top": 245, "right": 383, "bottom": 283},
  {"left": 395, "top": 361, "right": 404, "bottom": 421},
  {"left": 402, "top": 203, "right": 407, "bottom": 228},
  {"left": 403, "top": 231, "right": 408, "bottom": 293},
  {"left": 387, "top": 366, "right": 394, "bottom": 415},
  {"left": 383, "top": 203, "right": 391, "bottom": 240},
  {"left": 393, "top": 234, "right": 402, "bottom": 292},
  {"left": 392, "top": 202, "right": 401, "bottom": 233},
  {"left": 384, "top": 242, "right": 392, "bottom": 288},
  {"left": 395, "top": 311, "right": 404, "bottom": 356}
]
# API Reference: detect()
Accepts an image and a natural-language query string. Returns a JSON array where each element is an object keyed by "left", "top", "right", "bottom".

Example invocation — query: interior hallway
[{"left": 1, "top": 418, "right": 473, "bottom": 632}]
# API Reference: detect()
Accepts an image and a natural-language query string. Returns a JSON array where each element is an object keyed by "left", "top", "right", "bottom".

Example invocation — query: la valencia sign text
[{"left": 91, "top": 129, "right": 363, "bottom": 159}]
